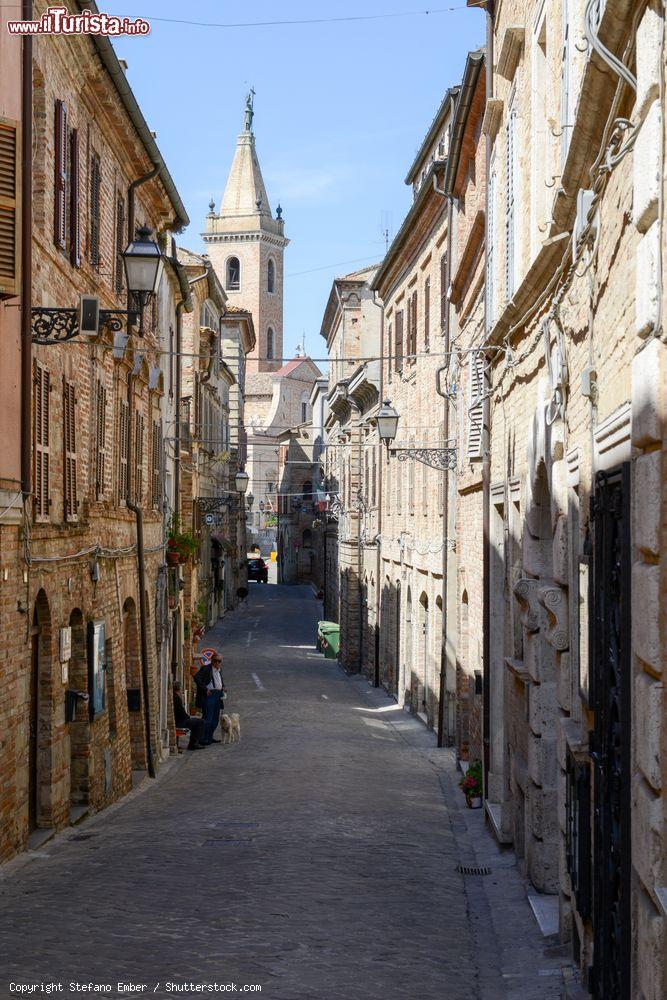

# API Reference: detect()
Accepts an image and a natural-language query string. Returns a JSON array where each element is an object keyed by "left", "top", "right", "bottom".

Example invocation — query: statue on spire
[{"left": 244, "top": 88, "right": 255, "bottom": 132}]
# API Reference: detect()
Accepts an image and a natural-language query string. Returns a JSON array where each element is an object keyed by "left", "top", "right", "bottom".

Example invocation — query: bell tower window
[
  {"left": 267, "top": 258, "right": 275, "bottom": 293},
  {"left": 267, "top": 327, "right": 275, "bottom": 360},
  {"left": 226, "top": 256, "right": 240, "bottom": 291}
]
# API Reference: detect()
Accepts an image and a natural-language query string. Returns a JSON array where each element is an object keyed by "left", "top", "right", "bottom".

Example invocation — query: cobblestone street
[{"left": 0, "top": 584, "right": 562, "bottom": 1000}]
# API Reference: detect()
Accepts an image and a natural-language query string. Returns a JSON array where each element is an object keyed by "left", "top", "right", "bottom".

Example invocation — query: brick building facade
[{"left": 0, "top": 5, "right": 190, "bottom": 861}]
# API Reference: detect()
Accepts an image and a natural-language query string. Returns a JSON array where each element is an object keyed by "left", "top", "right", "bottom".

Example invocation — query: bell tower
[{"left": 203, "top": 93, "right": 288, "bottom": 374}]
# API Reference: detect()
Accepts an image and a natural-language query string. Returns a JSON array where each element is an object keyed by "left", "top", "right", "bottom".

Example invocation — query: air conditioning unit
[{"left": 79, "top": 294, "right": 99, "bottom": 335}]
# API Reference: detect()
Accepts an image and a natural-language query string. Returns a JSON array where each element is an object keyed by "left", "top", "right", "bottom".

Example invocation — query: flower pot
[
  {"left": 178, "top": 553, "right": 189, "bottom": 565},
  {"left": 466, "top": 796, "right": 482, "bottom": 809},
  {"left": 168, "top": 595, "right": 178, "bottom": 610},
  {"left": 166, "top": 550, "right": 180, "bottom": 567}
]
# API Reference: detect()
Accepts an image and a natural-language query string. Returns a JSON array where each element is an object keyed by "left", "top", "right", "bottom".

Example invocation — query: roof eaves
[
  {"left": 443, "top": 49, "right": 486, "bottom": 196},
  {"left": 405, "top": 86, "right": 459, "bottom": 185}
]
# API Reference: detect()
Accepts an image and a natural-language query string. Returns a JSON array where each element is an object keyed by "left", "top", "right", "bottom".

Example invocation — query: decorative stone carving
[
  {"left": 538, "top": 583, "right": 569, "bottom": 651},
  {"left": 514, "top": 577, "right": 542, "bottom": 632}
]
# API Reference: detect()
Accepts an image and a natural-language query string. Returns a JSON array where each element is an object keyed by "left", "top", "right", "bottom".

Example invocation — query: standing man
[{"left": 195, "top": 651, "right": 226, "bottom": 745}]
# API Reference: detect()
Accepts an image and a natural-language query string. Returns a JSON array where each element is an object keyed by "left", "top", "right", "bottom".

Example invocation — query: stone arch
[
  {"left": 394, "top": 579, "right": 402, "bottom": 700},
  {"left": 68, "top": 608, "right": 90, "bottom": 812},
  {"left": 123, "top": 597, "right": 145, "bottom": 771},
  {"left": 29, "top": 589, "right": 56, "bottom": 831}
]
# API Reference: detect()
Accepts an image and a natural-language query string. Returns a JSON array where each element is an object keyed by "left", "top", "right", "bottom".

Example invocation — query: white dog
[
  {"left": 229, "top": 713, "right": 241, "bottom": 743},
  {"left": 219, "top": 714, "right": 233, "bottom": 744}
]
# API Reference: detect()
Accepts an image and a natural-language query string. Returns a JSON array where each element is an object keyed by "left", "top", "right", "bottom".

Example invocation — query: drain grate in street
[
  {"left": 70, "top": 833, "right": 96, "bottom": 842},
  {"left": 457, "top": 864, "right": 491, "bottom": 876}
]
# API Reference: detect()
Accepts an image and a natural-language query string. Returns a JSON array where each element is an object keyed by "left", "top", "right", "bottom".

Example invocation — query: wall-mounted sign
[
  {"left": 58, "top": 626, "right": 72, "bottom": 663},
  {"left": 204, "top": 513, "right": 214, "bottom": 525},
  {"left": 87, "top": 620, "right": 106, "bottom": 720}
]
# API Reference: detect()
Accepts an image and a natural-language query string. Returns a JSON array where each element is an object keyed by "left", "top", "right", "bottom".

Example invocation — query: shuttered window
[
  {"left": 387, "top": 322, "right": 393, "bottom": 384},
  {"left": 134, "top": 410, "right": 144, "bottom": 505},
  {"left": 114, "top": 195, "right": 125, "bottom": 294},
  {"left": 90, "top": 152, "right": 101, "bottom": 268},
  {"left": 396, "top": 451, "right": 402, "bottom": 514},
  {"left": 409, "top": 291, "right": 418, "bottom": 359},
  {"left": 467, "top": 350, "right": 486, "bottom": 460},
  {"left": 54, "top": 100, "right": 68, "bottom": 251},
  {"left": 95, "top": 378, "right": 107, "bottom": 500},
  {"left": 424, "top": 277, "right": 430, "bottom": 350},
  {"left": 0, "top": 117, "right": 20, "bottom": 298},
  {"left": 69, "top": 130, "right": 80, "bottom": 267},
  {"left": 118, "top": 399, "right": 129, "bottom": 503},
  {"left": 63, "top": 380, "right": 78, "bottom": 521},
  {"left": 33, "top": 363, "right": 51, "bottom": 521},
  {"left": 440, "top": 253, "right": 448, "bottom": 330},
  {"left": 394, "top": 309, "right": 404, "bottom": 372},
  {"left": 408, "top": 438, "right": 415, "bottom": 514},
  {"left": 486, "top": 150, "right": 496, "bottom": 329},
  {"left": 151, "top": 420, "right": 162, "bottom": 509}
]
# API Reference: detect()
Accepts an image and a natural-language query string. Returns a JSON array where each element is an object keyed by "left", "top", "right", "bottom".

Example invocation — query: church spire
[{"left": 218, "top": 92, "right": 271, "bottom": 219}]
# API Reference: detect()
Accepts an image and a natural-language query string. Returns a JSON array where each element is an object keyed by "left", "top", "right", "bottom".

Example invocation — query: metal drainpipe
[
  {"left": 126, "top": 165, "right": 159, "bottom": 779},
  {"left": 20, "top": 0, "right": 33, "bottom": 504},
  {"left": 435, "top": 169, "right": 454, "bottom": 748},
  {"left": 482, "top": 2, "right": 495, "bottom": 793}
]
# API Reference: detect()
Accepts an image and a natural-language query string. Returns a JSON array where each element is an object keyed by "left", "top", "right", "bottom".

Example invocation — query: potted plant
[
  {"left": 167, "top": 516, "right": 199, "bottom": 565},
  {"left": 459, "top": 759, "right": 483, "bottom": 808}
]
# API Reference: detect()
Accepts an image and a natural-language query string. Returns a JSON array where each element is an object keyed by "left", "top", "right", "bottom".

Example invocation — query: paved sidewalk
[{"left": 0, "top": 582, "right": 562, "bottom": 999}]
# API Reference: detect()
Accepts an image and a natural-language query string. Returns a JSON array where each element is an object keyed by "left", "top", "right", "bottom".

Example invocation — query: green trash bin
[
  {"left": 322, "top": 625, "right": 340, "bottom": 659},
  {"left": 316, "top": 620, "right": 339, "bottom": 657}
]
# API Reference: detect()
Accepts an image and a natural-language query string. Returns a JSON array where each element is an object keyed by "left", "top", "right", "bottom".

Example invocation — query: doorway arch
[{"left": 29, "top": 590, "right": 53, "bottom": 831}]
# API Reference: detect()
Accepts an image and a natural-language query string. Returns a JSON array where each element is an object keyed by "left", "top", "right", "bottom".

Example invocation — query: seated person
[{"left": 172, "top": 681, "right": 205, "bottom": 751}]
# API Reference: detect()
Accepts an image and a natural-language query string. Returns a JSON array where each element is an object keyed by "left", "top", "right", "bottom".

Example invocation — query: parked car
[{"left": 247, "top": 558, "right": 268, "bottom": 583}]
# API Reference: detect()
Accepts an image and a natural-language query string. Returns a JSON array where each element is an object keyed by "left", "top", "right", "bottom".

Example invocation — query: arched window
[
  {"left": 302, "top": 480, "right": 313, "bottom": 498},
  {"left": 266, "top": 327, "right": 274, "bottom": 360},
  {"left": 267, "top": 258, "right": 275, "bottom": 293},
  {"left": 302, "top": 528, "right": 312, "bottom": 548},
  {"left": 301, "top": 390, "right": 309, "bottom": 424},
  {"left": 226, "top": 256, "right": 240, "bottom": 291}
]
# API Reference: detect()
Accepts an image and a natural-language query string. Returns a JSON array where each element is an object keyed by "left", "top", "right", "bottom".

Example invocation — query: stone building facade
[
  {"left": 321, "top": 267, "right": 382, "bottom": 674},
  {"left": 444, "top": 50, "right": 487, "bottom": 765},
  {"left": 370, "top": 92, "right": 455, "bottom": 722},
  {"left": 480, "top": 0, "right": 666, "bottom": 995},
  {"left": 276, "top": 419, "right": 325, "bottom": 587}
]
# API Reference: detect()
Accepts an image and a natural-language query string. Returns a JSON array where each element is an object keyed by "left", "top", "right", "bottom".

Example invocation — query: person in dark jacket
[
  {"left": 172, "top": 681, "right": 205, "bottom": 750},
  {"left": 194, "top": 651, "right": 226, "bottom": 745}
]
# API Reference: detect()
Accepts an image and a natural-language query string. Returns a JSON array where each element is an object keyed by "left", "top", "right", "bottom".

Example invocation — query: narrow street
[{"left": 0, "top": 583, "right": 561, "bottom": 1000}]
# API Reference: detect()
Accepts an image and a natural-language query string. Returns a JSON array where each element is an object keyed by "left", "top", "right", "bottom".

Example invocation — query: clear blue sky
[{"left": 105, "top": 1, "right": 485, "bottom": 362}]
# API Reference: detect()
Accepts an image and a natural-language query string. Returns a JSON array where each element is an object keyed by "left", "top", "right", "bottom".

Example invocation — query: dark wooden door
[
  {"left": 29, "top": 630, "right": 39, "bottom": 831},
  {"left": 590, "top": 465, "right": 631, "bottom": 999}
]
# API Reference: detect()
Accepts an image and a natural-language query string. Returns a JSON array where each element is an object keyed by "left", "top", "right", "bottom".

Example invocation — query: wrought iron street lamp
[
  {"left": 378, "top": 398, "right": 457, "bottom": 471},
  {"left": 122, "top": 226, "right": 164, "bottom": 334},
  {"left": 31, "top": 226, "right": 163, "bottom": 345},
  {"left": 235, "top": 470, "right": 249, "bottom": 494},
  {"left": 376, "top": 400, "right": 399, "bottom": 446}
]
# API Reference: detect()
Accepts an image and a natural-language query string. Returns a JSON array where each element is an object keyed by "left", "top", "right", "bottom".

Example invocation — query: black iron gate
[{"left": 589, "top": 465, "right": 631, "bottom": 999}]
